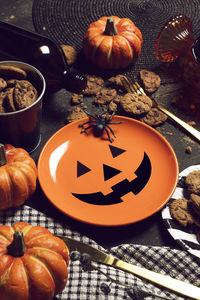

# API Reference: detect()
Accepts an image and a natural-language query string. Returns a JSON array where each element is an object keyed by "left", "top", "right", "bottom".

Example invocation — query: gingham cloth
[{"left": 0, "top": 205, "right": 200, "bottom": 299}]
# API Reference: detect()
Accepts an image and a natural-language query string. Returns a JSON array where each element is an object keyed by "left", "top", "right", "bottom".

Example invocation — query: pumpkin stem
[
  {"left": 7, "top": 231, "right": 26, "bottom": 257},
  {"left": 0, "top": 144, "right": 7, "bottom": 166},
  {"left": 104, "top": 17, "right": 118, "bottom": 36}
]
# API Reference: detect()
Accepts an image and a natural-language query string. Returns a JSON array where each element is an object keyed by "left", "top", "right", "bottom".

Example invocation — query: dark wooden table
[{"left": 0, "top": 0, "right": 200, "bottom": 250}]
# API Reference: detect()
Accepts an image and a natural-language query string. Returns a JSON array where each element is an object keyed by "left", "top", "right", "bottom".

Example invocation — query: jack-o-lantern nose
[{"left": 103, "top": 164, "right": 121, "bottom": 181}]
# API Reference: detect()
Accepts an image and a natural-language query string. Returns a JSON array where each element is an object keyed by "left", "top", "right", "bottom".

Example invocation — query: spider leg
[
  {"left": 79, "top": 120, "right": 93, "bottom": 127},
  {"left": 83, "top": 110, "right": 98, "bottom": 121},
  {"left": 104, "top": 126, "right": 113, "bottom": 143},
  {"left": 108, "top": 121, "right": 123, "bottom": 125},
  {"left": 80, "top": 124, "right": 96, "bottom": 133},
  {"left": 98, "top": 110, "right": 106, "bottom": 116},
  {"left": 107, "top": 111, "right": 116, "bottom": 121},
  {"left": 106, "top": 124, "right": 117, "bottom": 138}
]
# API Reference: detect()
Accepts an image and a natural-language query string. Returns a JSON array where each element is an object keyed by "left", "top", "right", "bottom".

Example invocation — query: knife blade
[{"left": 57, "top": 235, "right": 200, "bottom": 299}]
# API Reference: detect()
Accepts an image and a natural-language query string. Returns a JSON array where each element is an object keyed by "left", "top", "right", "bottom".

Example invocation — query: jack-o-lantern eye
[
  {"left": 77, "top": 161, "right": 91, "bottom": 177},
  {"left": 77, "top": 145, "right": 126, "bottom": 179},
  {"left": 109, "top": 145, "right": 126, "bottom": 158},
  {"left": 103, "top": 164, "right": 121, "bottom": 181}
]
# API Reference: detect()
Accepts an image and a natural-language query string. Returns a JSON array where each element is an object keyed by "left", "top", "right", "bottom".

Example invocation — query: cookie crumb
[
  {"left": 187, "top": 121, "right": 196, "bottom": 126},
  {"left": 165, "top": 132, "right": 173, "bottom": 136},
  {"left": 185, "top": 146, "right": 192, "bottom": 154}
]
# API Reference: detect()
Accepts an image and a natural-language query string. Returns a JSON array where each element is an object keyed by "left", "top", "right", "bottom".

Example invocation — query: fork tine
[
  {"left": 135, "top": 81, "right": 146, "bottom": 95},
  {"left": 121, "top": 76, "right": 135, "bottom": 93},
  {"left": 126, "top": 74, "right": 139, "bottom": 94},
  {"left": 126, "top": 74, "right": 146, "bottom": 95}
]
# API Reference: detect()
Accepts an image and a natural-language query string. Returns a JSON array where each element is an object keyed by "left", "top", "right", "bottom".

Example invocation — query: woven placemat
[{"left": 32, "top": 0, "right": 200, "bottom": 77}]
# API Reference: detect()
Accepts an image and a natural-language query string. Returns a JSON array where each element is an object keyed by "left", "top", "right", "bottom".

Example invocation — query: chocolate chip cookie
[
  {"left": 140, "top": 107, "right": 167, "bottom": 126},
  {"left": 190, "top": 193, "right": 200, "bottom": 217},
  {"left": 139, "top": 69, "right": 161, "bottom": 93},
  {"left": 13, "top": 80, "right": 38, "bottom": 109},
  {"left": 82, "top": 75, "right": 104, "bottom": 95},
  {"left": 66, "top": 107, "right": 87, "bottom": 123},
  {"left": 94, "top": 88, "right": 117, "bottom": 105},
  {"left": 170, "top": 198, "right": 194, "bottom": 227},
  {"left": 3, "top": 87, "right": 16, "bottom": 112},
  {"left": 0, "top": 92, "right": 6, "bottom": 113},
  {"left": 0, "top": 78, "right": 7, "bottom": 91},
  {"left": 108, "top": 74, "right": 125, "bottom": 88},
  {"left": 185, "top": 170, "right": 200, "bottom": 195},
  {"left": 0, "top": 65, "right": 27, "bottom": 80},
  {"left": 71, "top": 93, "right": 83, "bottom": 104},
  {"left": 120, "top": 92, "right": 152, "bottom": 116}
]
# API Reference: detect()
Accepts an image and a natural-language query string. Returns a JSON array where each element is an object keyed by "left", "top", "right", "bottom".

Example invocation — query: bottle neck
[{"left": 62, "top": 70, "right": 87, "bottom": 93}]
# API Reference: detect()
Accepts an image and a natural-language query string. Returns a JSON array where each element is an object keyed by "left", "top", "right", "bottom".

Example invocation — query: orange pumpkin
[
  {"left": 0, "top": 144, "right": 37, "bottom": 210},
  {"left": 83, "top": 16, "right": 143, "bottom": 69},
  {"left": 0, "top": 222, "right": 69, "bottom": 300}
]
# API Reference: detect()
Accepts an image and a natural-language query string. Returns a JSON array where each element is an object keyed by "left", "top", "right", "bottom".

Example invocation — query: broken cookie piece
[
  {"left": 94, "top": 88, "right": 117, "bottom": 105},
  {"left": 61, "top": 45, "right": 77, "bottom": 66},
  {"left": 139, "top": 69, "right": 161, "bottom": 93},
  {"left": 66, "top": 107, "right": 87, "bottom": 123},
  {"left": 82, "top": 75, "right": 104, "bottom": 95},
  {"left": 108, "top": 74, "right": 125, "bottom": 88},
  {"left": 71, "top": 93, "right": 83, "bottom": 105}
]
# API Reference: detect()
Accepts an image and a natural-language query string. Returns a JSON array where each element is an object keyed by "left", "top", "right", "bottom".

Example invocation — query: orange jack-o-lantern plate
[{"left": 38, "top": 115, "right": 178, "bottom": 226}]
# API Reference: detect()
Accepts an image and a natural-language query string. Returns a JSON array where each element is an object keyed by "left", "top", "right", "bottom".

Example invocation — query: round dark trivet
[{"left": 32, "top": 0, "right": 200, "bottom": 78}]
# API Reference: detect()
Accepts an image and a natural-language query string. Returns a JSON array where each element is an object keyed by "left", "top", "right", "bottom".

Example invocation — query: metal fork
[{"left": 122, "top": 75, "right": 200, "bottom": 142}]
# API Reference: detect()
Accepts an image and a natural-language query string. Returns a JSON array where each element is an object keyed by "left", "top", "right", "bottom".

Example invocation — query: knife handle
[{"left": 114, "top": 259, "right": 200, "bottom": 299}]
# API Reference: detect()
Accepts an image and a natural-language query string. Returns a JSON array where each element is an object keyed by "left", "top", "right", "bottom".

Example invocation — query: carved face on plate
[{"left": 72, "top": 144, "right": 152, "bottom": 205}]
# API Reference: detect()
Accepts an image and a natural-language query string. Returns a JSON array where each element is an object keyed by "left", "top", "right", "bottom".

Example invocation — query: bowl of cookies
[{"left": 0, "top": 61, "right": 46, "bottom": 152}]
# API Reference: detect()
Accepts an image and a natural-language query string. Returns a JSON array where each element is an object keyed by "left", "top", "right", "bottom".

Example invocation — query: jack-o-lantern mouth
[{"left": 72, "top": 152, "right": 151, "bottom": 205}]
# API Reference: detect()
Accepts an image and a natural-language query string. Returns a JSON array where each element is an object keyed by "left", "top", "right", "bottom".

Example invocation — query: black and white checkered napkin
[{"left": 0, "top": 205, "right": 200, "bottom": 300}]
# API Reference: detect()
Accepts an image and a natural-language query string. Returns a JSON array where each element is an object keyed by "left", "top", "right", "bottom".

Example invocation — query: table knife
[{"left": 57, "top": 236, "right": 200, "bottom": 299}]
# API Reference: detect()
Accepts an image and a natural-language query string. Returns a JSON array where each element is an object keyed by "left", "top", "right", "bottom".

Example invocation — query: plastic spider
[{"left": 79, "top": 111, "right": 123, "bottom": 143}]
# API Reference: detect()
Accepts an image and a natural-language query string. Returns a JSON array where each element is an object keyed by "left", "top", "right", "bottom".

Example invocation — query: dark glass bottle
[
  {"left": 0, "top": 21, "right": 87, "bottom": 93},
  {"left": 155, "top": 14, "right": 200, "bottom": 90}
]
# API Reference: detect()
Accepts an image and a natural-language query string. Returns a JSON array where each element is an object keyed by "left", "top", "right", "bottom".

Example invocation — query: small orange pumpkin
[
  {"left": 83, "top": 16, "right": 143, "bottom": 69},
  {"left": 0, "top": 144, "right": 37, "bottom": 210},
  {"left": 0, "top": 222, "right": 69, "bottom": 300}
]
